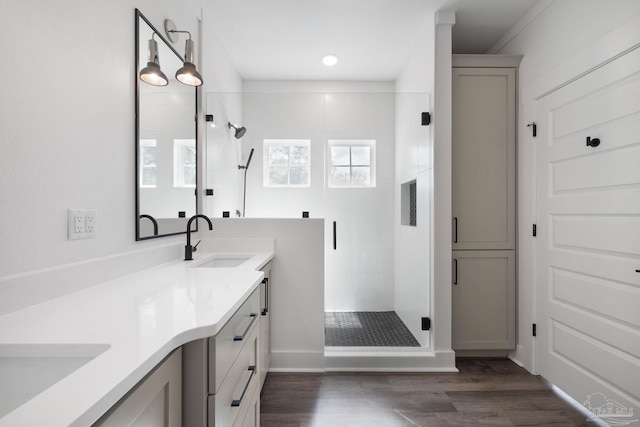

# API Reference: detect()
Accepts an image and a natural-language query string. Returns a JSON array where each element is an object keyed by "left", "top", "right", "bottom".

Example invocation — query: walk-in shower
[{"left": 206, "top": 88, "right": 432, "bottom": 367}]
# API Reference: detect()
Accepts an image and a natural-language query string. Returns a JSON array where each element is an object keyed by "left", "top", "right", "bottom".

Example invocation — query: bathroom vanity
[{"left": 0, "top": 249, "right": 274, "bottom": 427}]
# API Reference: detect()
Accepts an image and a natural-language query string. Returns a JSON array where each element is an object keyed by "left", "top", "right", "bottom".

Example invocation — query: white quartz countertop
[{"left": 0, "top": 250, "right": 273, "bottom": 426}]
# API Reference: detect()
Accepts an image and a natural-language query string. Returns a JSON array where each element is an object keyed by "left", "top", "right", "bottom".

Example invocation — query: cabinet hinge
[
  {"left": 527, "top": 122, "right": 537, "bottom": 137},
  {"left": 421, "top": 317, "right": 431, "bottom": 331},
  {"left": 532, "top": 323, "right": 537, "bottom": 337},
  {"left": 532, "top": 224, "right": 537, "bottom": 237}
]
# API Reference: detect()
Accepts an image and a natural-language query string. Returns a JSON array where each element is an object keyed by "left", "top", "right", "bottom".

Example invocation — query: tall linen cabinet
[{"left": 452, "top": 55, "right": 521, "bottom": 352}]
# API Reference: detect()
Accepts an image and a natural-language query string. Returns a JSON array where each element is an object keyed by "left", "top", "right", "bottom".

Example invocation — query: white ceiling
[{"left": 208, "top": 0, "right": 540, "bottom": 81}]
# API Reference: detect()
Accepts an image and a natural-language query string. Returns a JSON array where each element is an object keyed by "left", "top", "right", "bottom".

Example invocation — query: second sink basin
[{"left": 196, "top": 256, "right": 251, "bottom": 268}]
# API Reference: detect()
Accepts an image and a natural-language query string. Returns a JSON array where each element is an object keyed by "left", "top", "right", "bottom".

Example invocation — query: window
[
  {"left": 328, "top": 140, "right": 376, "bottom": 187},
  {"left": 139, "top": 139, "right": 157, "bottom": 188},
  {"left": 173, "top": 139, "right": 196, "bottom": 188},
  {"left": 263, "top": 139, "right": 311, "bottom": 187}
]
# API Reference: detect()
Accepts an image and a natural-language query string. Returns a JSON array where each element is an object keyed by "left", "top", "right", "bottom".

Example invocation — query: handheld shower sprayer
[
  {"left": 238, "top": 148, "right": 255, "bottom": 170},
  {"left": 239, "top": 148, "right": 255, "bottom": 218}
]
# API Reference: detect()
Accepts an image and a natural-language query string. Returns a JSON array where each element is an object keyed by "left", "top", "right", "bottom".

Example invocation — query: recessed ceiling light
[{"left": 322, "top": 54, "right": 338, "bottom": 67}]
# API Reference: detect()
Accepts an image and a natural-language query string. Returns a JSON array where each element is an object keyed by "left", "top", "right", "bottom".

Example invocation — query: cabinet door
[
  {"left": 259, "top": 263, "right": 272, "bottom": 389},
  {"left": 452, "top": 251, "right": 515, "bottom": 350},
  {"left": 94, "top": 349, "right": 182, "bottom": 427},
  {"left": 452, "top": 67, "right": 516, "bottom": 250}
]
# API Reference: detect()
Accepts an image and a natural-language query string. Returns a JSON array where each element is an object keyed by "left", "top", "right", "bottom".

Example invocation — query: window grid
[
  {"left": 263, "top": 140, "right": 311, "bottom": 187},
  {"left": 328, "top": 140, "right": 375, "bottom": 188},
  {"left": 174, "top": 139, "right": 196, "bottom": 188},
  {"left": 139, "top": 139, "right": 157, "bottom": 188}
]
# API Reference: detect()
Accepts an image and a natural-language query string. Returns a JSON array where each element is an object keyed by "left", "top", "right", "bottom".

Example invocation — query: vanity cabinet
[
  {"left": 259, "top": 262, "right": 272, "bottom": 389},
  {"left": 183, "top": 288, "right": 261, "bottom": 427},
  {"left": 94, "top": 348, "right": 182, "bottom": 426},
  {"left": 452, "top": 58, "right": 519, "bottom": 352}
]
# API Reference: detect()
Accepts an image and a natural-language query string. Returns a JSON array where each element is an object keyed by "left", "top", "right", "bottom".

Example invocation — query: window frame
[
  {"left": 263, "top": 139, "right": 311, "bottom": 188},
  {"left": 327, "top": 139, "right": 376, "bottom": 188},
  {"left": 173, "top": 139, "right": 196, "bottom": 188},
  {"left": 139, "top": 139, "right": 157, "bottom": 188}
]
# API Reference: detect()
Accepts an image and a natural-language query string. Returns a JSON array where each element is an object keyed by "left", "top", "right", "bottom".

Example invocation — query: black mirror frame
[{"left": 134, "top": 9, "right": 199, "bottom": 241}]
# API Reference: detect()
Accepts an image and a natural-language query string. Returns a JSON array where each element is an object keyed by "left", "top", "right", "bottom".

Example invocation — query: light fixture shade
[
  {"left": 139, "top": 38, "right": 168, "bottom": 86},
  {"left": 176, "top": 39, "right": 203, "bottom": 87}
]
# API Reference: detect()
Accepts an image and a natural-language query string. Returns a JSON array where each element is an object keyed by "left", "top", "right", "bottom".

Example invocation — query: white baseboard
[
  {"left": 324, "top": 348, "right": 457, "bottom": 372},
  {"left": 269, "top": 351, "right": 325, "bottom": 372}
]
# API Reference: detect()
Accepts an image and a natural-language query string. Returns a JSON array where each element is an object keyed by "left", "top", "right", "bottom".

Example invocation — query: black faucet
[
  {"left": 139, "top": 214, "right": 159, "bottom": 236},
  {"left": 184, "top": 214, "right": 213, "bottom": 261}
]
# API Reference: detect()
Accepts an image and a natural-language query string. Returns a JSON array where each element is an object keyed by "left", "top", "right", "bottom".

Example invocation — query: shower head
[{"left": 228, "top": 122, "right": 247, "bottom": 139}]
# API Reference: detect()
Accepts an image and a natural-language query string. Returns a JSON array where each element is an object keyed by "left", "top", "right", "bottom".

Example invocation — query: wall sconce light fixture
[
  {"left": 164, "top": 19, "right": 203, "bottom": 87},
  {"left": 139, "top": 33, "right": 169, "bottom": 86}
]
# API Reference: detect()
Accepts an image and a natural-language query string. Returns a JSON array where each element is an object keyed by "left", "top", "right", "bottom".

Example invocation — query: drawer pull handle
[
  {"left": 231, "top": 366, "right": 256, "bottom": 407},
  {"left": 234, "top": 313, "right": 258, "bottom": 341}
]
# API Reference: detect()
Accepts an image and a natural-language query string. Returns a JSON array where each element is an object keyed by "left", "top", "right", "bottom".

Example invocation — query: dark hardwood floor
[{"left": 260, "top": 358, "right": 592, "bottom": 426}]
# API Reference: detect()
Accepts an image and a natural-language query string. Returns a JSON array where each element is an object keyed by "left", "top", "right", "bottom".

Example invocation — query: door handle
[
  {"left": 453, "top": 259, "right": 458, "bottom": 285},
  {"left": 586, "top": 136, "right": 600, "bottom": 147},
  {"left": 453, "top": 217, "right": 458, "bottom": 243},
  {"left": 333, "top": 221, "right": 337, "bottom": 250}
]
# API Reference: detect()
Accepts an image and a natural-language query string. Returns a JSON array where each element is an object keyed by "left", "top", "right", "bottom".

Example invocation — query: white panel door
[{"left": 536, "top": 47, "right": 640, "bottom": 418}]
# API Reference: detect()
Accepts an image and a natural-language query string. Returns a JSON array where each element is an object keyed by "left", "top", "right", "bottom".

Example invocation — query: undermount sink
[
  {"left": 0, "top": 343, "right": 110, "bottom": 418},
  {"left": 196, "top": 256, "right": 252, "bottom": 268}
]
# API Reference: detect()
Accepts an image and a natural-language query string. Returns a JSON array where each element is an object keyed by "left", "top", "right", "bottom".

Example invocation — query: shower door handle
[{"left": 333, "top": 221, "right": 337, "bottom": 250}]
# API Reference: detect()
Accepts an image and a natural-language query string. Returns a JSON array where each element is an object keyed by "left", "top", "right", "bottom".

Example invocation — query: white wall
[
  {"left": 492, "top": 0, "right": 640, "bottom": 372},
  {"left": 0, "top": 1, "right": 241, "bottom": 307},
  {"left": 240, "top": 81, "right": 397, "bottom": 312},
  {"left": 431, "top": 12, "right": 456, "bottom": 365},
  {"left": 200, "top": 219, "right": 325, "bottom": 371}
]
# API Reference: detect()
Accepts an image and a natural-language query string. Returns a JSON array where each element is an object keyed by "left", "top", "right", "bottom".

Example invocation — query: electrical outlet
[
  {"left": 75, "top": 213, "right": 84, "bottom": 233},
  {"left": 86, "top": 210, "right": 96, "bottom": 234},
  {"left": 69, "top": 209, "right": 96, "bottom": 240}
]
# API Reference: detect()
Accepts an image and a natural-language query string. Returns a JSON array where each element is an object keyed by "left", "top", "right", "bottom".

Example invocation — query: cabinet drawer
[
  {"left": 208, "top": 322, "right": 260, "bottom": 426},
  {"left": 209, "top": 288, "right": 260, "bottom": 394}
]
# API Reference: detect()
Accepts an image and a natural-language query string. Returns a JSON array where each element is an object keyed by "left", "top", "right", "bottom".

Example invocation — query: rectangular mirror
[{"left": 135, "top": 9, "right": 198, "bottom": 240}]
